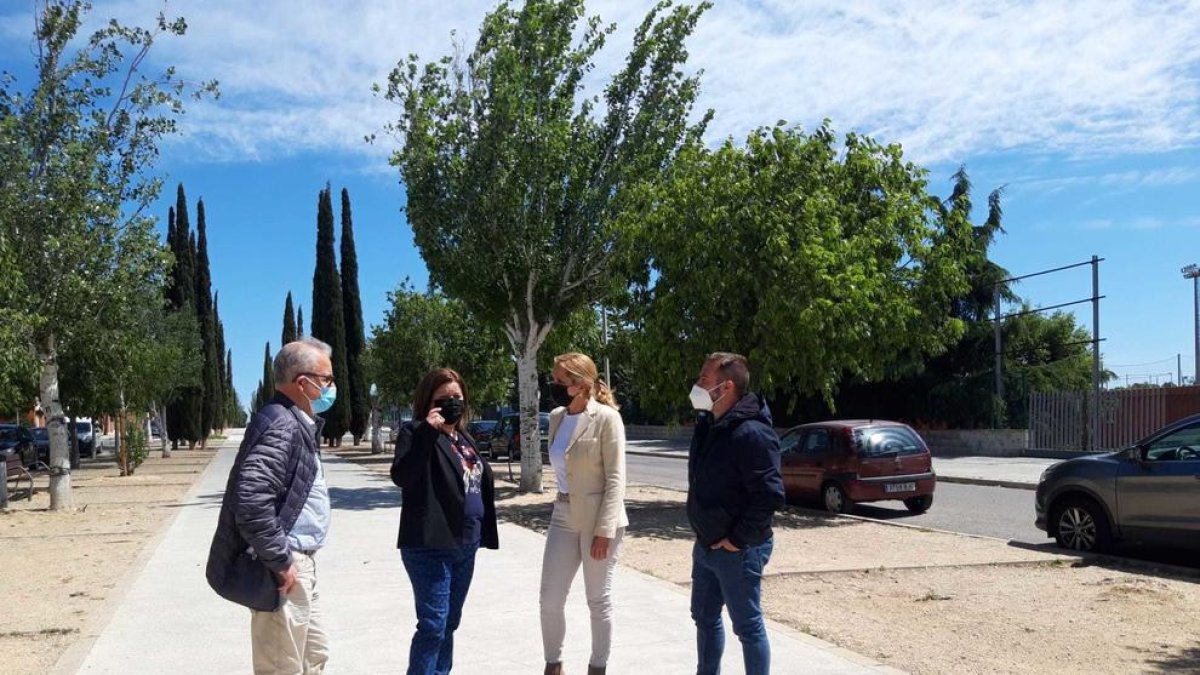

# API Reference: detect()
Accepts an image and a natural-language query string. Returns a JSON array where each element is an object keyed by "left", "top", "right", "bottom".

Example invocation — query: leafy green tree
[
  {"left": 282, "top": 292, "right": 297, "bottom": 345},
  {"left": 339, "top": 189, "right": 370, "bottom": 444},
  {"left": 0, "top": 1, "right": 214, "bottom": 506},
  {"left": 0, "top": 239, "right": 38, "bottom": 417},
  {"left": 622, "top": 124, "right": 974, "bottom": 418},
  {"left": 786, "top": 170, "right": 1101, "bottom": 430},
  {"left": 311, "top": 186, "right": 350, "bottom": 444},
  {"left": 382, "top": 0, "right": 711, "bottom": 490},
  {"left": 367, "top": 280, "right": 511, "bottom": 413}
]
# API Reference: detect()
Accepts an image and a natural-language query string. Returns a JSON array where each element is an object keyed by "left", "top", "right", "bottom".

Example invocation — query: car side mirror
[{"left": 1129, "top": 445, "right": 1148, "bottom": 463}]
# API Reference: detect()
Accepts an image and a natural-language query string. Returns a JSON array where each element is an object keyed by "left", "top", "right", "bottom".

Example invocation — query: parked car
[
  {"left": 29, "top": 427, "right": 50, "bottom": 464},
  {"left": 466, "top": 419, "right": 499, "bottom": 456},
  {"left": 779, "top": 420, "right": 936, "bottom": 514},
  {"left": 71, "top": 419, "right": 96, "bottom": 455},
  {"left": 1035, "top": 412, "right": 1200, "bottom": 553},
  {"left": 0, "top": 424, "right": 37, "bottom": 468},
  {"left": 489, "top": 412, "right": 550, "bottom": 461}
]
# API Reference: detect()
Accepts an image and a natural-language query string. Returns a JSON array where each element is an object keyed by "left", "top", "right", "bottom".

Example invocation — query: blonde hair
[{"left": 553, "top": 352, "right": 619, "bottom": 410}]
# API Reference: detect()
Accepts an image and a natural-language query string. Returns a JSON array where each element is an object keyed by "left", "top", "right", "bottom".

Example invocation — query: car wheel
[
  {"left": 903, "top": 494, "right": 933, "bottom": 513},
  {"left": 822, "top": 482, "right": 852, "bottom": 514},
  {"left": 1052, "top": 496, "right": 1112, "bottom": 552}
]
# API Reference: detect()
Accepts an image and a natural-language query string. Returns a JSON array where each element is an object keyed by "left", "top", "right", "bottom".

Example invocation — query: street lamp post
[{"left": 1184, "top": 265, "right": 1200, "bottom": 387}]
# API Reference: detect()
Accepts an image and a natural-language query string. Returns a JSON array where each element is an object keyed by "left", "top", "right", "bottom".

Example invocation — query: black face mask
[
  {"left": 434, "top": 397, "right": 465, "bottom": 425},
  {"left": 549, "top": 383, "right": 574, "bottom": 408}
]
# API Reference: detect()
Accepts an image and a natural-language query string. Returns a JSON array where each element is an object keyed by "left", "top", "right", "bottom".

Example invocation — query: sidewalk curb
[
  {"left": 50, "top": 434, "right": 242, "bottom": 675},
  {"left": 626, "top": 449, "right": 687, "bottom": 461},
  {"left": 935, "top": 475, "right": 1036, "bottom": 490},
  {"left": 628, "top": 450, "right": 1042, "bottom": 492}
]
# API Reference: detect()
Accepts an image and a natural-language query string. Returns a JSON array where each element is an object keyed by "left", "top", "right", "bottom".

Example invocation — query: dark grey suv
[{"left": 1035, "top": 413, "right": 1200, "bottom": 552}]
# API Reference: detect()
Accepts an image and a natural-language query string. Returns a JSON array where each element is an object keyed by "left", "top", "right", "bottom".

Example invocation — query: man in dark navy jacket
[
  {"left": 207, "top": 338, "right": 337, "bottom": 674},
  {"left": 686, "top": 352, "right": 785, "bottom": 675}
]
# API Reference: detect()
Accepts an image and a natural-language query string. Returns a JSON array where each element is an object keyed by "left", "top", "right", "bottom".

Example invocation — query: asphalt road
[
  {"left": 627, "top": 446, "right": 1199, "bottom": 568},
  {"left": 627, "top": 449, "right": 1046, "bottom": 544}
]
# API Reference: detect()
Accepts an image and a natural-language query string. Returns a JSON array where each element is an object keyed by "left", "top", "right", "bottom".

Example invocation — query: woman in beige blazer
[{"left": 540, "top": 352, "right": 628, "bottom": 675}]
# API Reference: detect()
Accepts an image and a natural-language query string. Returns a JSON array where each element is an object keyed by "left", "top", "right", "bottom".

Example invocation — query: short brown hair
[
  {"left": 706, "top": 352, "right": 750, "bottom": 397},
  {"left": 412, "top": 368, "right": 469, "bottom": 430}
]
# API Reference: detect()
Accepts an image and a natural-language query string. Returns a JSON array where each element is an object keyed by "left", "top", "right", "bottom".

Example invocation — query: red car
[{"left": 779, "top": 420, "right": 936, "bottom": 514}]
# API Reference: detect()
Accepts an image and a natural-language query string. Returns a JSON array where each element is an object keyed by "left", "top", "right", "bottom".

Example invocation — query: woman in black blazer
[{"left": 391, "top": 367, "right": 498, "bottom": 675}]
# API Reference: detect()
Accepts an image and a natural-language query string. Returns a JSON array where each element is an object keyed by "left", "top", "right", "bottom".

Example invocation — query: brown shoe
[{"left": 544, "top": 664, "right": 564, "bottom": 675}]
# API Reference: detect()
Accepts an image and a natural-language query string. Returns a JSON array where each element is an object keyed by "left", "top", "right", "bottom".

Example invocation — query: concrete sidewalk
[
  {"left": 932, "top": 456, "right": 1058, "bottom": 490},
  {"left": 61, "top": 434, "right": 900, "bottom": 674}
]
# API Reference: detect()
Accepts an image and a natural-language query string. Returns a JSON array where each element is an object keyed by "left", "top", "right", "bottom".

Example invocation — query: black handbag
[{"left": 213, "top": 551, "right": 281, "bottom": 612}]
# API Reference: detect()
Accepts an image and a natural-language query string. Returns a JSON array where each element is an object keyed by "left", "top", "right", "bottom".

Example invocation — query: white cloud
[
  {"left": 1013, "top": 165, "right": 1200, "bottom": 194},
  {"left": 3, "top": 0, "right": 1198, "bottom": 165}
]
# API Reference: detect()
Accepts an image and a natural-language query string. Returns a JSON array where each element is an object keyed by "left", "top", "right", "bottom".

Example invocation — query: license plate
[{"left": 885, "top": 482, "right": 916, "bottom": 493}]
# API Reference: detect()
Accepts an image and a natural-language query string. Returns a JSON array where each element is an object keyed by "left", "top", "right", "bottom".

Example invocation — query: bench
[{"left": 2, "top": 453, "right": 33, "bottom": 505}]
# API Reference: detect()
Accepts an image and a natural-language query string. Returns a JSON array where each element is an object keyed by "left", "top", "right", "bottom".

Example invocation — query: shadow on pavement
[
  {"left": 496, "top": 494, "right": 860, "bottom": 541},
  {"left": 1148, "top": 645, "right": 1200, "bottom": 673},
  {"left": 840, "top": 502, "right": 923, "bottom": 521},
  {"left": 329, "top": 485, "right": 401, "bottom": 511},
  {"left": 1006, "top": 540, "right": 1200, "bottom": 581}
]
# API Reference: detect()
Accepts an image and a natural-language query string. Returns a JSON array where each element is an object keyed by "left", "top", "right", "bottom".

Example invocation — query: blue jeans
[
  {"left": 690, "top": 538, "right": 773, "bottom": 675},
  {"left": 401, "top": 543, "right": 480, "bottom": 675}
]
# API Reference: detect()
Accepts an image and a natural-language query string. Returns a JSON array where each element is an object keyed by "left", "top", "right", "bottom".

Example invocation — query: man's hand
[
  {"left": 590, "top": 536, "right": 612, "bottom": 560},
  {"left": 277, "top": 564, "right": 299, "bottom": 594},
  {"left": 709, "top": 538, "right": 739, "bottom": 552}
]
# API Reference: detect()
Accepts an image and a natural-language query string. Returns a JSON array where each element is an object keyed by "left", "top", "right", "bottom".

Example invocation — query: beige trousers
[
  {"left": 540, "top": 499, "right": 624, "bottom": 668},
  {"left": 250, "top": 552, "right": 328, "bottom": 675}
]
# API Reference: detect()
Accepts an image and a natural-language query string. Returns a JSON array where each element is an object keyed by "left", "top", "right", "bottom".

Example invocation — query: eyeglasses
[{"left": 300, "top": 372, "right": 335, "bottom": 386}]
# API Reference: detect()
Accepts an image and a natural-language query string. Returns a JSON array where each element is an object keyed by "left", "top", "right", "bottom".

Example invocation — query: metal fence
[{"left": 1029, "top": 386, "right": 1200, "bottom": 451}]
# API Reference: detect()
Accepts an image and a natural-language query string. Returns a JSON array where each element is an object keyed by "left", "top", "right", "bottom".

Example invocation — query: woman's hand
[
  {"left": 590, "top": 536, "right": 612, "bottom": 560},
  {"left": 425, "top": 407, "right": 444, "bottom": 429}
]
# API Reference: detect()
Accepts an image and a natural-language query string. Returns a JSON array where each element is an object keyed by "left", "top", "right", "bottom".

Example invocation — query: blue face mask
[{"left": 302, "top": 377, "right": 337, "bottom": 414}]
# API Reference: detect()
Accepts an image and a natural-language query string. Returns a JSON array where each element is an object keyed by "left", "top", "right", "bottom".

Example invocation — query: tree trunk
[
  {"left": 370, "top": 405, "right": 382, "bottom": 454},
  {"left": 516, "top": 349, "right": 543, "bottom": 493},
  {"left": 155, "top": 404, "right": 170, "bottom": 458},
  {"left": 38, "top": 332, "right": 72, "bottom": 510}
]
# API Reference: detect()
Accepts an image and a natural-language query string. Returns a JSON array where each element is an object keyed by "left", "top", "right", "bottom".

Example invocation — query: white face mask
[{"left": 689, "top": 383, "right": 722, "bottom": 411}]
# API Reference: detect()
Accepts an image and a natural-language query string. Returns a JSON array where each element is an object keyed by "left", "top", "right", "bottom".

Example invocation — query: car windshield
[
  {"left": 30, "top": 428, "right": 47, "bottom": 439},
  {"left": 0, "top": 427, "right": 18, "bottom": 441},
  {"left": 855, "top": 426, "right": 924, "bottom": 457},
  {"left": 73, "top": 422, "right": 92, "bottom": 433}
]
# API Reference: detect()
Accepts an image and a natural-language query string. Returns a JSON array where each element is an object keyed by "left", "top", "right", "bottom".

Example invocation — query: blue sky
[{"left": 2, "top": 0, "right": 1199, "bottom": 407}]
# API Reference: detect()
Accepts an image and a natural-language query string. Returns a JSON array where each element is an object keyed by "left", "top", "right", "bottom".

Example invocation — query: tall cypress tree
[
  {"left": 259, "top": 341, "right": 274, "bottom": 409},
  {"left": 282, "top": 292, "right": 297, "bottom": 345},
  {"left": 339, "top": 188, "right": 369, "bottom": 444},
  {"left": 195, "top": 199, "right": 220, "bottom": 442},
  {"left": 167, "top": 184, "right": 203, "bottom": 447},
  {"left": 297, "top": 306, "right": 304, "bottom": 337},
  {"left": 224, "top": 348, "right": 234, "bottom": 426},
  {"left": 311, "top": 185, "right": 351, "bottom": 445},
  {"left": 214, "top": 293, "right": 227, "bottom": 431}
]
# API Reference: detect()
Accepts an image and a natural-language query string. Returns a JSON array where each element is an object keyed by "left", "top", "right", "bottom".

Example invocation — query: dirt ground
[
  {"left": 333, "top": 447, "right": 1200, "bottom": 675},
  {"left": 0, "top": 448, "right": 217, "bottom": 675}
]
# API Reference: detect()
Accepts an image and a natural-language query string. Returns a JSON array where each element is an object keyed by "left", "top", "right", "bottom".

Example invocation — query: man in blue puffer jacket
[
  {"left": 686, "top": 352, "right": 785, "bottom": 675},
  {"left": 207, "top": 338, "right": 337, "bottom": 674}
]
